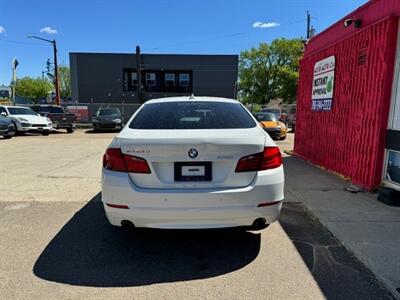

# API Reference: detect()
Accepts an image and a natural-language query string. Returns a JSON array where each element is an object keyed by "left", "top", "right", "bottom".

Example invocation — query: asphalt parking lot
[{"left": 0, "top": 130, "right": 394, "bottom": 299}]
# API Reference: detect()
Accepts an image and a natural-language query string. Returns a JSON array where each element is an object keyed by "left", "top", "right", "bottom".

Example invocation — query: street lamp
[{"left": 28, "top": 35, "right": 61, "bottom": 105}]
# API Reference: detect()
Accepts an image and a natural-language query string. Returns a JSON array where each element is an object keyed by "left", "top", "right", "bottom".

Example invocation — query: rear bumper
[
  {"left": 101, "top": 167, "right": 284, "bottom": 229},
  {"left": 53, "top": 122, "right": 76, "bottom": 129},
  {"left": 93, "top": 122, "right": 123, "bottom": 130}
]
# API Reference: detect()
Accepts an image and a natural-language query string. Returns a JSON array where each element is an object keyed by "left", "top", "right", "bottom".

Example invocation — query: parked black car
[
  {"left": 92, "top": 108, "right": 124, "bottom": 132},
  {"left": 0, "top": 112, "right": 16, "bottom": 139},
  {"left": 32, "top": 105, "right": 76, "bottom": 133}
]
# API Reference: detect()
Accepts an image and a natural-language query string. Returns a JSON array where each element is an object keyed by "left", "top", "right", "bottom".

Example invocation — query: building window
[
  {"left": 123, "top": 71, "right": 129, "bottom": 91},
  {"left": 165, "top": 73, "right": 175, "bottom": 87},
  {"left": 179, "top": 73, "right": 190, "bottom": 87},
  {"left": 123, "top": 69, "right": 137, "bottom": 92},
  {"left": 131, "top": 72, "right": 137, "bottom": 85},
  {"left": 146, "top": 73, "right": 156, "bottom": 86}
]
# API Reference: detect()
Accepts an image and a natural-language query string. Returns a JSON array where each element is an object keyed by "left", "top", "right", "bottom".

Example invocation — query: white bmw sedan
[{"left": 102, "top": 97, "right": 284, "bottom": 230}]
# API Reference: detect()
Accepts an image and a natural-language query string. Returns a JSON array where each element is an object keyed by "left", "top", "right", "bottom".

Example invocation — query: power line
[
  {"left": 0, "top": 38, "right": 49, "bottom": 47},
  {"left": 146, "top": 19, "right": 308, "bottom": 51}
]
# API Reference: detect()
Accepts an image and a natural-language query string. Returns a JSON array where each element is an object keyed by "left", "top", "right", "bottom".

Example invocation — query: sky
[{"left": 0, "top": 0, "right": 367, "bottom": 85}]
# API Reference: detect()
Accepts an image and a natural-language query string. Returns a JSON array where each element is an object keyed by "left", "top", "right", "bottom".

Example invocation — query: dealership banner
[
  {"left": 66, "top": 105, "right": 89, "bottom": 122},
  {"left": 311, "top": 56, "right": 335, "bottom": 111}
]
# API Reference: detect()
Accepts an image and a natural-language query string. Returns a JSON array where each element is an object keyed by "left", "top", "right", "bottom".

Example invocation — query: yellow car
[{"left": 255, "top": 112, "right": 287, "bottom": 140}]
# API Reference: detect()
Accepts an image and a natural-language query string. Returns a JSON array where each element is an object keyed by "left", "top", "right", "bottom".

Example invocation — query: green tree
[
  {"left": 58, "top": 65, "right": 71, "bottom": 99},
  {"left": 15, "top": 77, "right": 53, "bottom": 102},
  {"left": 238, "top": 38, "right": 303, "bottom": 104}
]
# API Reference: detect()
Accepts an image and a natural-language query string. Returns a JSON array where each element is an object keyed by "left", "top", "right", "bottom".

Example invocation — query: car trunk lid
[{"left": 117, "top": 128, "right": 267, "bottom": 189}]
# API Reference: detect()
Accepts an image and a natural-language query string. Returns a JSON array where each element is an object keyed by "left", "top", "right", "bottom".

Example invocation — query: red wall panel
[
  {"left": 295, "top": 17, "right": 398, "bottom": 189},
  {"left": 306, "top": 0, "right": 400, "bottom": 56}
]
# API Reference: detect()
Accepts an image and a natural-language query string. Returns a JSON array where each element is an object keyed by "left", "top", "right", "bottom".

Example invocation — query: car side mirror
[{"left": 0, "top": 112, "right": 6, "bottom": 117}]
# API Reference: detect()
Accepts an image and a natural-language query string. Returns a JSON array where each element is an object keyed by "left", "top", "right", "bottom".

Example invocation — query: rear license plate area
[{"left": 174, "top": 162, "right": 212, "bottom": 182}]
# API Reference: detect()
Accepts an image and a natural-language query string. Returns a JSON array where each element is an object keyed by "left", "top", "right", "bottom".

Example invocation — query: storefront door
[{"left": 384, "top": 27, "right": 400, "bottom": 189}]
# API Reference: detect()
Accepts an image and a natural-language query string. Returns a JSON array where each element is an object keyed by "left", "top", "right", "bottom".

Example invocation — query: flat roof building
[{"left": 69, "top": 49, "right": 238, "bottom": 104}]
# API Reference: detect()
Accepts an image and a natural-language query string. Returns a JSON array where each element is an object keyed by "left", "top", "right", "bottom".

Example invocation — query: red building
[{"left": 295, "top": 0, "right": 400, "bottom": 191}]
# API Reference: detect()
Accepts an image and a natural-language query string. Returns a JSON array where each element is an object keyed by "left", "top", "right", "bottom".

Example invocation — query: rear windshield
[
  {"left": 39, "top": 106, "right": 64, "bottom": 114},
  {"left": 129, "top": 101, "right": 256, "bottom": 129},
  {"left": 256, "top": 113, "right": 277, "bottom": 122}
]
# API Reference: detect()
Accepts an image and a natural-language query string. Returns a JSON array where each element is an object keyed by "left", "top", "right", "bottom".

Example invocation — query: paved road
[{"left": 0, "top": 130, "right": 394, "bottom": 299}]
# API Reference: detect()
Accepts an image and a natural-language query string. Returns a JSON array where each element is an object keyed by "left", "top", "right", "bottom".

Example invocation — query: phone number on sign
[{"left": 312, "top": 99, "right": 332, "bottom": 111}]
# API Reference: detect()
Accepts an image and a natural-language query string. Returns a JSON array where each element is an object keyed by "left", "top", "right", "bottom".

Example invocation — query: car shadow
[
  {"left": 33, "top": 193, "right": 261, "bottom": 287},
  {"left": 85, "top": 129, "right": 120, "bottom": 134},
  {"left": 49, "top": 130, "right": 72, "bottom": 135},
  {"left": 14, "top": 132, "right": 45, "bottom": 137}
]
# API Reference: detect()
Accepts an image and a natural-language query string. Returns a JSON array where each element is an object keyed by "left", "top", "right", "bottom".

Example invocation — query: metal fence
[{"left": 60, "top": 103, "right": 142, "bottom": 123}]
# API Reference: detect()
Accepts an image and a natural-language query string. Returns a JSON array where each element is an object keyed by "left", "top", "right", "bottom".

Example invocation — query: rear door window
[{"left": 129, "top": 101, "right": 256, "bottom": 129}]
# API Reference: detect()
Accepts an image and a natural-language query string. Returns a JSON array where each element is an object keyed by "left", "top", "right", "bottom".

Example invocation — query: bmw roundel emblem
[{"left": 188, "top": 148, "right": 198, "bottom": 159}]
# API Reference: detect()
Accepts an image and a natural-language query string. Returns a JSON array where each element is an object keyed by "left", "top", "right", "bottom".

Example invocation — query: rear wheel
[
  {"left": 3, "top": 134, "right": 12, "bottom": 139},
  {"left": 66, "top": 127, "right": 74, "bottom": 133},
  {"left": 42, "top": 131, "right": 50, "bottom": 136}
]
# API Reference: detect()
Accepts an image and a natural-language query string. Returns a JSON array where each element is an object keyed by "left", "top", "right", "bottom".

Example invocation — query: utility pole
[
  {"left": 27, "top": 36, "right": 61, "bottom": 105},
  {"left": 136, "top": 45, "right": 142, "bottom": 103},
  {"left": 306, "top": 11, "right": 311, "bottom": 39},
  {"left": 53, "top": 40, "right": 60, "bottom": 105},
  {"left": 11, "top": 57, "right": 19, "bottom": 105}
]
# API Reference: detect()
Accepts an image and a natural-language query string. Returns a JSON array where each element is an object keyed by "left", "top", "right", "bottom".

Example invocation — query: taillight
[
  {"left": 260, "top": 147, "right": 282, "bottom": 170},
  {"left": 235, "top": 153, "right": 263, "bottom": 172},
  {"left": 103, "top": 148, "right": 126, "bottom": 172},
  {"left": 103, "top": 148, "right": 151, "bottom": 173},
  {"left": 235, "top": 147, "right": 282, "bottom": 172},
  {"left": 123, "top": 155, "right": 151, "bottom": 173}
]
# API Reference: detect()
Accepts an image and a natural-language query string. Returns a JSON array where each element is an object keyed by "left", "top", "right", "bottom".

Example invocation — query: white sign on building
[{"left": 311, "top": 55, "right": 335, "bottom": 111}]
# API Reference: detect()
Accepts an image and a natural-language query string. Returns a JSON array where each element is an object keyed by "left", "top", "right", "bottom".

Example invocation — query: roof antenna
[{"left": 189, "top": 93, "right": 195, "bottom": 100}]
